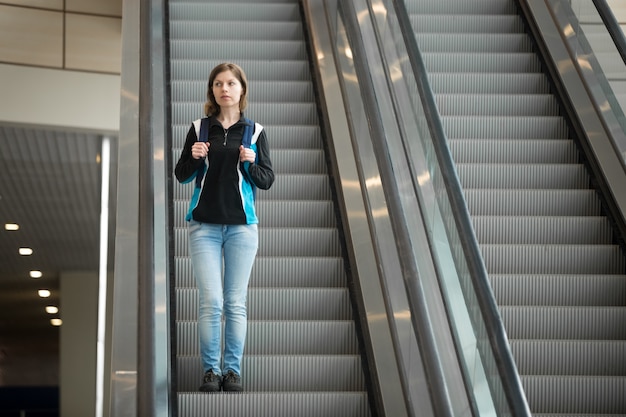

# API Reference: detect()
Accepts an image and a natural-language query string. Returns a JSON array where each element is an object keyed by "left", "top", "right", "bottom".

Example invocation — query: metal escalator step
[
  {"left": 246, "top": 103, "right": 318, "bottom": 126},
  {"left": 463, "top": 189, "right": 602, "bottom": 216},
  {"left": 174, "top": 227, "right": 342, "bottom": 257},
  {"left": 173, "top": 174, "right": 332, "bottom": 201},
  {"left": 171, "top": 80, "right": 314, "bottom": 103},
  {"left": 436, "top": 94, "right": 559, "bottom": 116},
  {"left": 449, "top": 139, "right": 577, "bottom": 163},
  {"left": 422, "top": 52, "right": 542, "bottom": 73},
  {"left": 500, "top": 306, "right": 626, "bottom": 339},
  {"left": 428, "top": 73, "right": 550, "bottom": 94},
  {"left": 170, "top": 39, "right": 308, "bottom": 60},
  {"left": 406, "top": 0, "right": 518, "bottom": 14},
  {"left": 409, "top": 14, "right": 524, "bottom": 33},
  {"left": 171, "top": 102, "right": 318, "bottom": 126},
  {"left": 268, "top": 150, "right": 328, "bottom": 175},
  {"left": 171, "top": 125, "right": 323, "bottom": 150},
  {"left": 490, "top": 274, "right": 626, "bottom": 306},
  {"left": 510, "top": 339, "right": 626, "bottom": 375},
  {"left": 176, "top": 320, "right": 359, "bottom": 355},
  {"left": 472, "top": 216, "right": 612, "bottom": 244},
  {"left": 177, "top": 355, "right": 366, "bottom": 392},
  {"left": 456, "top": 164, "right": 589, "bottom": 189},
  {"left": 173, "top": 200, "right": 336, "bottom": 229},
  {"left": 170, "top": 21, "right": 304, "bottom": 41},
  {"left": 256, "top": 200, "right": 336, "bottom": 228},
  {"left": 179, "top": 392, "right": 371, "bottom": 417},
  {"left": 480, "top": 244, "right": 625, "bottom": 274},
  {"left": 415, "top": 33, "right": 533, "bottom": 53},
  {"left": 169, "top": 3, "right": 300, "bottom": 21},
  {"left": 170, "top": 60, "right": 312, "bottom": 82},
  {"left": 174, "top": 256, "right": 347, "bottom": 289},
  {"left": 484, "top": 243, "right": 626, "bottom": 274},
  {"left": 177, "top": 288, "right": 353, "bottom": 321},
  {"left": 442, "top": 115, "right": 568, "bottom": 139},
  {"left": 521, "top": 375, "right": 626, "bottom": 414}
]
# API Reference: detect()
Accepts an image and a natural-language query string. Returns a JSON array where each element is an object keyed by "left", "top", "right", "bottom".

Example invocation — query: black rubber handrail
[
  {"left": 593, "top": 0, "right": 626, "bottom": 67},
  {"left": 390, "top": 1, "right": 532, "bottom": 416}
]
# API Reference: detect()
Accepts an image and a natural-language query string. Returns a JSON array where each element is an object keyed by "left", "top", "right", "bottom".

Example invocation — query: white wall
[{"left": 0, "top": 63, "right": 120, "bottom": 132}]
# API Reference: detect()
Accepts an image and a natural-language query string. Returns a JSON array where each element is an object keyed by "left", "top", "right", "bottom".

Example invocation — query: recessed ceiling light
[
  {"left": 30, "top": 270, "right": 43, "bottom": 279},
  {"left": 38, "top": 289, "right": 51, "bottom": 298},
  {"left": 5, "top": 223, "right": 19, "bottom": 231},
  {"left": 45, "top": 306, "right": 59, "bottom": 314},
  {"left": 19, "top": 247, "right": 33, "bottom": 256},
  {"left": 50, "top": 319, "right": 62, "bottom": 326}
]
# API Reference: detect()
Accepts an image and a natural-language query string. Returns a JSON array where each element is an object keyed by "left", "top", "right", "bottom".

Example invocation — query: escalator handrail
[
  {"left": 593, "top": 0, "right": 626, "bottom": 67},
  {"left": 390, "top": 1, "right": 532, "bottom": 416}
]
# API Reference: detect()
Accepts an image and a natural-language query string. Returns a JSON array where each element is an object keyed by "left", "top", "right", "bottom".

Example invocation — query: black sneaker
[
  {"left": 199, "top": 369, "right": 222, "bottom": 392},
  {"left": 222, "top": 370, "right": 243, "bottom": 392}
]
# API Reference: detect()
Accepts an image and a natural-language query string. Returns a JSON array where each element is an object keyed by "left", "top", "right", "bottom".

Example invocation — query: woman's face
[{"left": 212, "top": 70, "right": 243, "bottom": 111}]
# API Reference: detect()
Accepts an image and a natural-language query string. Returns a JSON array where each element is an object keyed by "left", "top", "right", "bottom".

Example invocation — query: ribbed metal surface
[
  {"left": 175, "top": 256, "right": 347, "bottom": 289},
  {"left": 178, "top": 392, "right": 370, "bottom": 417},
  {"left": 407, "top": 0, "right": 626, "bottom": 414},
  {"left": 177, "top": 355, "right": 365, "bottom": 391},
  {"left": 177, "top": 320, "right": 359, "bottom": 355},
  {"left": 169, "top": 0, "right": 370, "bottom": 415}
]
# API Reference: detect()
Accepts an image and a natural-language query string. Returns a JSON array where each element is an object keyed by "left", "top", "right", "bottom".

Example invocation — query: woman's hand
[
  {"left": 239, "top": 145, "right": 256, "bottom": 163},
  {"left": 191, "top": 141, "right": 209, "bottom": 159}
]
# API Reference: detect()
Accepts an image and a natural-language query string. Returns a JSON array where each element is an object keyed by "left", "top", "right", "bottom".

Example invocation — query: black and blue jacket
[{"left": 175, "top": 115, "right": 274, "bottom": 225}]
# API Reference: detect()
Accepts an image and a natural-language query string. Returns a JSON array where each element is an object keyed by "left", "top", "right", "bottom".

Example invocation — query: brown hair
[{"left": 204, "top": 62, "right": 248, "bottom": 116}]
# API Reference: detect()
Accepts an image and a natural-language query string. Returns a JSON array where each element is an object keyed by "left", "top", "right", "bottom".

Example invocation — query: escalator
[
  {"left": 403, "top": 0, "right": 626, "bottom": 415},
  {"left": 169, "top": 1, "right": 371, "bottom": 416}
]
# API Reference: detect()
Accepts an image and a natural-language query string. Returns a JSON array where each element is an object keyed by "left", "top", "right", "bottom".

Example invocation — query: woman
[{"left": 175, "top": 62, "right": 274, "bottom": 392}]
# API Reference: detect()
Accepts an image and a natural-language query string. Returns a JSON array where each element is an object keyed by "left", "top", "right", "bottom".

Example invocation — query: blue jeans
[{"left": 188, "top": 221, "right": 258, "bottom": 376}]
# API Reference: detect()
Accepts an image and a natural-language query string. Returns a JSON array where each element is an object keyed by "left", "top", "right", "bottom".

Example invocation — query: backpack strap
[
  {"left": 241, "top": 117, "right": 253, "bottom": 148},
  {"left": 199, "top": 117, "right": 210, "bottom": 142},
  {"left": 194, "top": 117, "right": 211, "bottom": 189}
]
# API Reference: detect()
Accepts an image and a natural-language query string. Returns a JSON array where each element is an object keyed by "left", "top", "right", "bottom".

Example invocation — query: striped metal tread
[
  {"left": 169, "top": 39, "right": 308, "bottom": 61},
  {"left": 463, "top": 189, "right": 602, "bottom": 216},
  {"left": 427, "top": 73, "right": 550, "bottom": 94},
  {"left": 480, "top": 244, "right": 624, "bottom": 274},
  {"left": 174, "top": 227, "right": 342, "bottom": 257},
  {"left": 169, "top": 3, "right": 300, "bottom": 21},
  {"left": 490, "top": 274, "right": 626, "bottom": 306},
  {"left": 171, "top": 102, "right": 318, "bottom": 125},
  {"left": 179, "top": 392, "right": 371, "bottom": 417},
  {"left": 455, "top": 164, "right": 589, "bottom": 189},
  {"left": 409, "top": 14, "right": 524, "bottom": 33},
  {"left": 173, "top": 200, "right": 338, "bottom": 229},
  {"left": 510, "top": 339, "right": 626, "bottom": 375},
  {"left": 174, "top": 256, "right": 348, "bottom": 289},
  {"left": 176, "top": 320, "right": 360, "bottom": 355},
  {"left": 449, "top": 139, "right": 578, "bottom": 163},
  {"left": 415, "top": 33, "right": 533, "bottom": 53},
  {"left": 169, "top": 60, "right": 312, "bottom": 82},
  {"left": 171, "top": 125, "right": 323, "bottom": 150},
  {"left": 405, "top": 0, "right": 518, "bottom": 14},
  {"left": 500, "top": 306, "right": 626, "bottom": 339},
  {"left": 435, "top": 94, "right": 560, "bottom": 116},
  {"left": 176, "top": 288, "right": 354, "bottom": 321},
  {"left": 442, "top": 115, "right": 569, "bottom": 139},
  {"left": 171, "top": 80, "right": 315, "bottom": 102},
  {"left": 471, "top": 216, "right": 612, "bottom": 244},
  {"left": 169, "top": 21, "right": 304, "bottom": 41},
  {"left": 521, "top": 375, "right": 626, "bottom": 414},
  {"left": 422, "top": 52, "right": 542, "bottom": 73},
  {"left": 177, "top": 355, "right": 366, "bottom": 392},
  {"left": 173, "top": 174, "right": 333, "bottom": 201}
]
